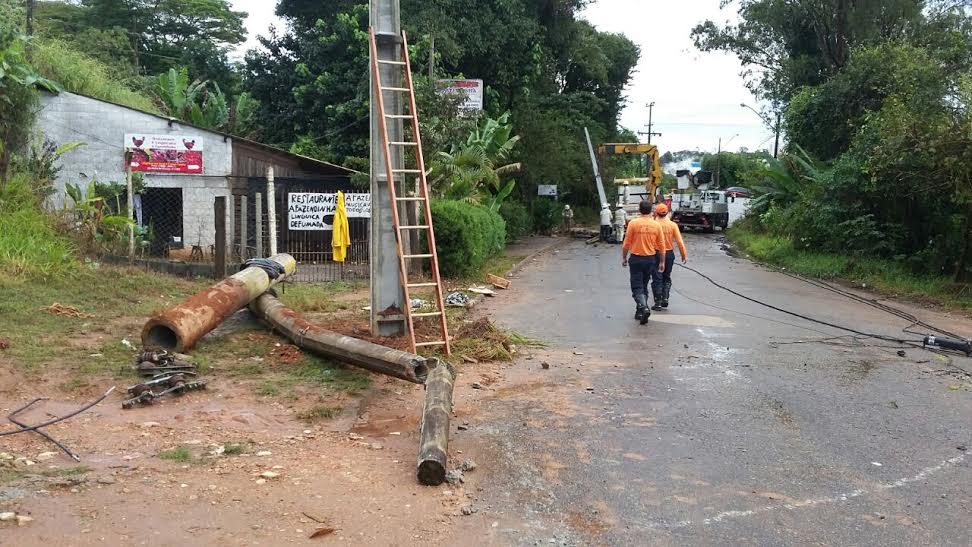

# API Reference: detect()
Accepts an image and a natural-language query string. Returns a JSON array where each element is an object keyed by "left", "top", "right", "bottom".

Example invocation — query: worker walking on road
[
  {"left": 622, "top": 201, "right": 666, "bottom": 324},
  {"left": 651, "top": 203, "right": 687, "bottom": 310}
]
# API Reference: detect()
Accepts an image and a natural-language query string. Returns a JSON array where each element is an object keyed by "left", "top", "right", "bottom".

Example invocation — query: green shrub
[
  {"left": 0, "top": 173, "right": 75, "bottom": 278},
  {"left": 499, "top": 200, "right": 532, "bottom": 242},
  {"left": 430, "top": 200, "right": 506, "bottom": 277},
  {"left": 532, "top": 198, "right": 560, "bottom": 235}
]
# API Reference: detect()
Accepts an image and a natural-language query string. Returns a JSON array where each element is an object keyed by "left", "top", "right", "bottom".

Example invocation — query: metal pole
[
  {"left": 126, "top": 160, "right": 134, "bottom": 261},
  {"left": 255, "top": 192, "right": 263, "bottom": 257},
  {"left": 647, "top": 101, "right": 654, "bottom": 144},
  {"left": 774, "top": 112, "right": 781, "bottom": 158},
  {"left": 142, "top": 254, "right": 296, "bottom": 352},
  {"left": 584, "top": 127, "right": 608, "bottom": 208},
  {"left": 428, "top": 32, "right": 435, "bottom": 80},
  {"left": 715, "top": 138, "right": 722, "bottom": 188},
  {"left": 370, "top": 0, "right": 406, "bottom": 336},
  {"left": 26, "top": 0, "right": 34, "bottom": 36},
  {"left": 267, "top": 166, "right": 277, "bottom": 256}
]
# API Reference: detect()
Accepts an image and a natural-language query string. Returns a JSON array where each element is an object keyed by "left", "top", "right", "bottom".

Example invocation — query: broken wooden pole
[
  {"left": 249, "top": 292, "right": 431, "bottom": 384},
  {"left": 141, "top": 254, "right": 296, "bottom": 352},
  {"left": 417, "top": 361, "right": 456, "bottom": 485}
]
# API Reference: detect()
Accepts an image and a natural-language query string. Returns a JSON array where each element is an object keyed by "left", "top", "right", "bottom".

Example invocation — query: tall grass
[
  {"left": 0, "top": 174, "right": 76, "bottom": 278},
  {"left": 29, "top": 39, "right": 159, "bottom": 114},
  {"left": 728, "top": 225, "right": 972, "bottom": 313}
]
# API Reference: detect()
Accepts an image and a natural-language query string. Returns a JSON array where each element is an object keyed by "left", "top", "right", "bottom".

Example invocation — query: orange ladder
[{"left": 368, "top": 28, "right": 451, "bottom": 355}]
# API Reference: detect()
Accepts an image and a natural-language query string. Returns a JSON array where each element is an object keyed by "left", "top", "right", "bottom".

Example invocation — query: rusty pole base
[{"left": 142, "top": 254, "right": 296, "bottom": 352}]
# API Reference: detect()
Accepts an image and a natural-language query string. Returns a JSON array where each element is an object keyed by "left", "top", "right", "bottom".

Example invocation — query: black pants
[
  {"left": 600, "top": 225, "right": 612, "bottom": 242},
  {"left": 629, "top": 254, "right": 658, "bottom": 309},
  {"left": 652, "top": 251, "right": 676, "bottom": 299}
]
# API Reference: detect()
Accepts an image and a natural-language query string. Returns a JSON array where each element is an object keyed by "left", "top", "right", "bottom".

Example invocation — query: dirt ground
[{"left": 0, "top": 279, "right": 544, "bottom": 546}]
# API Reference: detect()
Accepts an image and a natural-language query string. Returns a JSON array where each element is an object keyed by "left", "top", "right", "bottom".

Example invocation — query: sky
[{"left": 229, "top": 0, "right": 773, "bottom": 154}]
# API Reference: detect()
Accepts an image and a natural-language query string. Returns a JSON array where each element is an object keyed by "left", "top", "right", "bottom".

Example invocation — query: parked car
[{"left": 724, "top": 187, "right": 752, "bottom": 198}]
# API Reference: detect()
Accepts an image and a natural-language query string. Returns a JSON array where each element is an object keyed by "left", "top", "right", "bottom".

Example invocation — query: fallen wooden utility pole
[
  {"left": 142, "top": 254, "right": 296, "bottom": 352},
  {"left": 417, "top": 361, "right": 456, "bottom": 485},
  {"left": 249, "top": 292, "right": 432, "bottom": 384}
]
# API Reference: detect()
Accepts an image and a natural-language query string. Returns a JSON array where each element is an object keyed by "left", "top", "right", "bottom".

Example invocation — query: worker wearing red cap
[{"left": 651, "top": 203, "right": 687, "bottom": 310}]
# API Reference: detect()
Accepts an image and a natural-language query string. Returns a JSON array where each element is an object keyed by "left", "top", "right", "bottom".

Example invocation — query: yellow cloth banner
[{"left": 332, "top": 191, "right": 351, "bottom": 262}]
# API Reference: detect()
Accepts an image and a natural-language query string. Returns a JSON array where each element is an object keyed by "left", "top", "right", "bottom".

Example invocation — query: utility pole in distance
[
  {"left": 642, "top": 101, "right": 662, "bottom": 143},
  {"left": 370, "top": 0, "right": 406, "bottom": 337}
]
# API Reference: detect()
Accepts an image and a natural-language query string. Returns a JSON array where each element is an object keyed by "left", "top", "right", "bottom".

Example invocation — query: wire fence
[{"left": 105, "top": 183, "right": 374, "bottom": 283}]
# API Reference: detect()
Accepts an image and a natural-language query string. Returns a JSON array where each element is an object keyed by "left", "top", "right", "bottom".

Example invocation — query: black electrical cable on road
[
  {"left": 772, "top": 268, "right": 966, "bottom": 340},
  {"left": 0, "top": 387, "right": 115, "bottom": 437},
  {"left": 674, "top": 263, "right": 972, "bottom": 377},
  {"left": 676, "top": 263, "right": 925, "bottom": 346}
]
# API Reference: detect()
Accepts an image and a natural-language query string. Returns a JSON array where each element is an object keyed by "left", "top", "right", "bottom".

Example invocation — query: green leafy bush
[
  {"left": 531, "top": 198, "right": 560, "bottom": 235},
  {"left": 0, "top": 173, "right": 75, "bottom": 278},
  {"left": 499, "top": 200, "right": 532, "bottom": 242},
  {"left": 430, "top": 200, "right": 506, "bottom": 277}
]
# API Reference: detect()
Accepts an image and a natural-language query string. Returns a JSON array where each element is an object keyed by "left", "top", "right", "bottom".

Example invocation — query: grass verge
[
  {"left": 727, "top": 226, "right": 972, "bottom": 313},
  {"left": 0, "top": 265, "right": 209, "bottom": 372}
]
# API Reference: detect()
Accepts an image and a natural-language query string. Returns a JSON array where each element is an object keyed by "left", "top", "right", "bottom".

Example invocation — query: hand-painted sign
[
  {"left": 125, "top": 134, "right": 203, "bottom": 174},
  {"left": 288, "top": 193, "right": 371, "bottom": 231}
]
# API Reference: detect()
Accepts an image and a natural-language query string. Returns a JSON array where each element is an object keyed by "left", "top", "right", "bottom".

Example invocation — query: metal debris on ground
[
  {"left": 40, "top": 303, "right": 92, "bottom": 318},
  {"left": 122, "top": 373, "right": 207, "bottom": 409},
  {"left": 445, "top": 292, "right": 471, "bottom": 307},
  {"left": 134, "top": 350, "right": 198, "bottom": 376}
]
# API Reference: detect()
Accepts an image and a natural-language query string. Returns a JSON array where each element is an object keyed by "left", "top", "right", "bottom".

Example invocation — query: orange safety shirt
[
  {"left": 658, "top": 217, "right": 688, "bottom": 258},
  {"left": 622, "top": 216, "right": 664, "bottom": 257}
]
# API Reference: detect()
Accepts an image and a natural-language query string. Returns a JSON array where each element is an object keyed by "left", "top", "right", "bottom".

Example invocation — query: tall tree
[{"left": 691, "top": 0, "right": 928, "bottom": 103}]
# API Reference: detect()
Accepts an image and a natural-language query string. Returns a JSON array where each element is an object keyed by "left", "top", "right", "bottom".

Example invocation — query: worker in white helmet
[
  {"left": 613, "top": 202, "right": 626, "bottom": 243},
  {"left": 599, "top": 204, "right": 612, "bottom": 242}
]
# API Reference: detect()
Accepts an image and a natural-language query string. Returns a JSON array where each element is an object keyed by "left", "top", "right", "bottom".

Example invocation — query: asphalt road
[{"left": 458, "top": 234, "right": 972, "bottom": 546}]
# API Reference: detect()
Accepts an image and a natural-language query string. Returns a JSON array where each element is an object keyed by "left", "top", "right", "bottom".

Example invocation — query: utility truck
[{"left": 670, "top": 170, "right": 729, "bottom": 233}]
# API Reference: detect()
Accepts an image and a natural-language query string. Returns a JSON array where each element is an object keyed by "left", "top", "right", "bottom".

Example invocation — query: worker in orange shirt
[
  {"left": 651, "top": 203, "right": 687, "bottom": 310},
  {"left": 622, "top": 201, "right": 666, "bottom": 324}
]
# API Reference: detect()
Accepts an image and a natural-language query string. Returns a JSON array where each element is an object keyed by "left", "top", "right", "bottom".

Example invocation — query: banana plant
[
  {"left": 156, "top": 67, "right": 208, "bottom": 120},
  {"left": 430, "top": 112, "right": 522, "bottom": 212}
]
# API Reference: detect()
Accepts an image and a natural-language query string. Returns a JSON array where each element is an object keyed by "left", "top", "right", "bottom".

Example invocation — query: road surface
[{"left": 453, "top": 234, "right": 972, "bottom": 546}]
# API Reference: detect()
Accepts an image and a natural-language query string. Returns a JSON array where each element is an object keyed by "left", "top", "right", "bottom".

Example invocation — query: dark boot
[
  {"left": 635, "top": 294, "right": 649, "bottom": 322},
  {"left": 651, "top": 289, "right": 664, "bottom": 311},
  {"left": 662, "top": 282, "right": 672, "bottom": 308}
]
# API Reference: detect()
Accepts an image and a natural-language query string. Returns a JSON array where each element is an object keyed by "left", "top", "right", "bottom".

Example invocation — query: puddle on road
[{"left": 649, "top": 314, "right": 736, "bottom": 328}]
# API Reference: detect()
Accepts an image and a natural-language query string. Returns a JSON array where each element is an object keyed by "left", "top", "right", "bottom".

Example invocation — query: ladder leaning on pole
[{"left": 369, "top": 28, "right": 451, "bottom": 356}]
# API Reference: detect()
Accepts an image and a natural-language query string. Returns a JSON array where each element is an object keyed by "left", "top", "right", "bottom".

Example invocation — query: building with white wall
[{"left": 36, "top": 91, "right": 356, "bottom": 254}]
